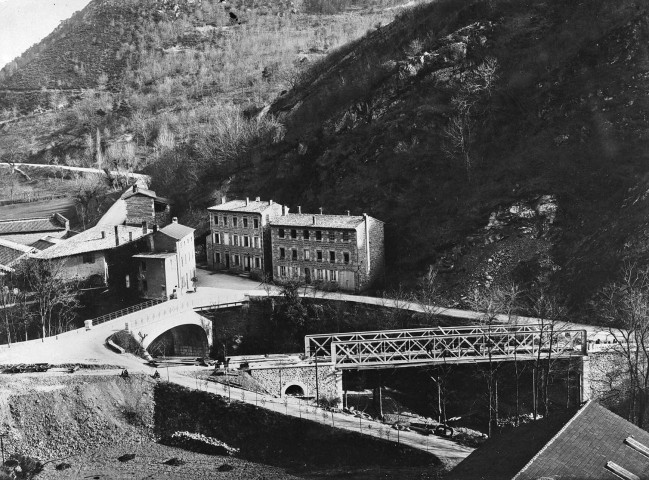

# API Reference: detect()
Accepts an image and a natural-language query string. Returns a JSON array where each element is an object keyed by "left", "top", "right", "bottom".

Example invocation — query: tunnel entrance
[
  {"left": 148, "top": 324, "right": 208, "bottom": 357},
  {"left": 284, "top": 384, "right": 305, "bottom": 397}
]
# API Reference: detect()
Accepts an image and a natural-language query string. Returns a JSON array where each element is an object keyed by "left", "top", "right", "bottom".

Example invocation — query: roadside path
[{"left": 1, "top": 162, "right": 150, "bottom": 182}]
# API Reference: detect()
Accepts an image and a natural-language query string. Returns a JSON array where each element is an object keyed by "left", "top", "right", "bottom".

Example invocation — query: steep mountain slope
[{"left": 219, "top": 0, "right": 649, "bottom": 311}]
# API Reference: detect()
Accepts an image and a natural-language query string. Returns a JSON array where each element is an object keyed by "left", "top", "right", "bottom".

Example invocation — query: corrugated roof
[
  {"left": 33, "top": 225, "right": 147, "bottom": 259},
  {"left": 0, "top": 238, "right": 35, "bottom": 269},
  {"left": 0, "top": 215, "right": 68, "bottom": 235},
  {"left": 157, "top": 222, "right": 194, "bottom": 240},
  {"left": 270, "top": 213, "right": 366, "bottom": 229},
  {"left": 207, "top": 199, "right": 283, "bottom": 214},
  {"left": 449, "top": 401, "right": 649, "bottom": 480}
]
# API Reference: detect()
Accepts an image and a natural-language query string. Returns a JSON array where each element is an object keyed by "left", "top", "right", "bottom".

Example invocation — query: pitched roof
[
  {"left": 270, "top": 213, "right": 366, "bottom": 229},
  {"left": 0, "top": 214, "right": 68, "bottom": 235},
  {"left": 207, "top": 199, "right": 283, "bottom": 214},
  {"left": 133, "top": 252, "right": 177, "bottom": 259},
  {"left": 33, "top": 225, "right": 147, "bottom": 259},
  {"left": 157, "top": 222, "right": 194, "bottom": 240},
  {"left": 121, "top": 187, "right": 170, "bottom": 204},
  {"left": 449, "top": 401, "right": 649, "bottom": 480},
  {"left": 0, "top": 238, "right": 35, "bottom": 269}
]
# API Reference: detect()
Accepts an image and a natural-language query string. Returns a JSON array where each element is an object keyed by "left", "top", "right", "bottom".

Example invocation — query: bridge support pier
[{"left": 579, "top": 356, "right": 591, "bottom": 403}]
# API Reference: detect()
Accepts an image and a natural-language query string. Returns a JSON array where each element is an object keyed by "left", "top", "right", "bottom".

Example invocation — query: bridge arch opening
[
  {"left": 148, "top": 324, "right": 209, "bottom": 357},
  {"left": 284, "top": 383, "right": 306, "bottom": 397}
]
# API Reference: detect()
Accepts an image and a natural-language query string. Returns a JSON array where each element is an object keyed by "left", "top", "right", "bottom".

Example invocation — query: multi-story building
[
  {"left": 269, "top": 209, "right": 385, "bottom": 292},
  {"left": 206, "top": 197, "right": 284, "bottom": 276},
  {"left": 134, "top": 219, "right": 196, "bottom": 299}
]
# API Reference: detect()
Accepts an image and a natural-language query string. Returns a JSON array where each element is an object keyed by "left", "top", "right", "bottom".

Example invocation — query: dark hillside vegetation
[{"left": 208, "top": 0, "right": 649, "bottom": 313}]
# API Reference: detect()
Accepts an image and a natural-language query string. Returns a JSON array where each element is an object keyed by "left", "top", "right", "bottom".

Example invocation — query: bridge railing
[
  {"left": 329, "top": 328, "right": 587, "bottom": 369},
  {"left": 194, "top": 301, "right": 248, "bottom": 312},
  {"left": 91, "top": 298, "right": 167, "bottom": 326}
]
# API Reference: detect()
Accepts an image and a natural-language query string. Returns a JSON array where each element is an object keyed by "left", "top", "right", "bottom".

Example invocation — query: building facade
[
  {"left": 269, "top": 210, "right": 385, "bottom": 292},
  {"left": 206, "top": 197, "right": 284, "bottom": 277},
  {"left": 134, "top": 219, "right": 196, "bottom": 299}
]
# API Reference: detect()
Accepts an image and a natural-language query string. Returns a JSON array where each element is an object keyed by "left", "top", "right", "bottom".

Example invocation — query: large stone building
[
  {"left": 206, "top": 197, "right": 284, "bottom": 276},
  {"left": 134, "top": 220, "right": 196, "bottom": 299},
  {"left": 98, "top": 184, "right": 171, "bottom": 228},
  {"left": 269, "top": 209, "right": 384, "bottom": 292}
]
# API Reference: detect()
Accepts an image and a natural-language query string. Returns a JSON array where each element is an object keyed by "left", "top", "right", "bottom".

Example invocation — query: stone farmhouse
[
  {"left": 134, "top": 220, "right": 196, "bottom": 299},
  {"left": 206, "top": 197, "right": 283, "bottom": 276},
  {"left": 206, "top": 198, "right": 385, "bottom": 292},
  {"left": 98, "top": 184, "right": 171, "bottom": 228},
  {"left": 270, "top": 208, "right": 384, "bottom": 292}
]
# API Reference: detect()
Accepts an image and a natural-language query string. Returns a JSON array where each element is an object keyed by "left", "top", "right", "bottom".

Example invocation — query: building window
[
  {"left": 280, "top": 247, "right": 286, "bottom": 260},
  {"left": 292, "top": 249, "right": 298, "bottom": 260},
  {"left": 125, "top": 275, "right": 130, "bottom": 288},
  {"left": 233, "top": 235, "right": 239, "bottom": 246},
  {"left": 316, "top": 231, "right": 322, "bottom": 241},
  {"left": 342, "top": 231, "right": 350, "bottom": 242},
  {"left": 244, "top": 236, "right": 250, "bottom": 247},
  {"left": 329, "top": 251, "right": 336, "bottom": 263},
  {"left": 234, "top": 255, "right": 240, "bottom": 266},
  {"left": 291, "top": 229, "right": 297, "bottom": 239},
  {"left": 329, "top": 270, "right": 337, "bottom": 282},
  {"left": 279, "top": 228, "right": 285, "bottom": 238},
  {"left": 215, "top": 252, "right": 221, "bottom": 264},
  {"left": 304, "top": 249, "right": 310, "bottom": 260},
  {"left": 317, "top": 269, "right": 323, "bottom": 280},
  {"left": 233, "top": 216, "right": 238, "bottom": 227},
  {"left": 303, "top": 229, "right": 310, "bottom": 240},
  {"left": 317, "top": 250, "right": 323, "bottom": 262},
  {"left": 243, "top": 217, "right": 248, "bottom": 228},
  {"left": 253, "top": 236, "right": 260, "bottom": 248},
  {"left": 328, "top": 231, "right": 335, "bottom": 241},
  {"left": 343, "top": 252, "right": 350, "bottom": 264},
  {"left": 214, "top": 233, "right": 221, "bottom": 244},
  {"left": 141, "top": 261, "right": 146, "bottom": 271},
  {"left": 213, "top": 215, "right": 218, "bottom": 225},
  {"left": 82, "top": 252, "right": 95, "bottom": 264},
  {"left": 254, "top": 257, "right": 261, "bottom": 269},
  {"left": 223, "top": 216, "right": 228, "bottom": 226},
  {"left": 280, "top": 265, "right": 287, "bottom": 277},
  {"left": 254, "top": 218, "right": 259, "bottom": 229}
]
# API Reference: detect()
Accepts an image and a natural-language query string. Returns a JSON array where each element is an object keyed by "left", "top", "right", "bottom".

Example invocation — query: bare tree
[
  {"left": 73, "top": 174, "right": 109, "bottom": 229},
  {"left": 595, "top": 263, "right": 649, "bottom": 428},
  {"left": 13, "top": 258, "right": 80, "bottom": 339}
]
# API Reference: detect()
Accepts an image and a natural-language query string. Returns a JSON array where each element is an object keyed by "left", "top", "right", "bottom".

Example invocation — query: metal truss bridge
[{"left": 305, "top": 324, "right": 588, "bottom": 370}]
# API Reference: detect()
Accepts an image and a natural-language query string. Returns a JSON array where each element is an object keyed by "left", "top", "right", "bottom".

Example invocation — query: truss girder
[{"left": 305, "top": 325, "right": 587, "bottom": 369}]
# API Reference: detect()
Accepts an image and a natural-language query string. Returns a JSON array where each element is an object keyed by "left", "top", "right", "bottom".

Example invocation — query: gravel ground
[{"left": 37, "top": 441, "right": 303, "bottom": 480}]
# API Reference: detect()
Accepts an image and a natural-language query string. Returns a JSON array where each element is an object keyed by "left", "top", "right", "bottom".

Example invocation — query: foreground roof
[
  {"left": 157, "top": 223, "right": 194, "bottom": 240},
  {"left": 30, "top": 236, "right": 64, "bottom": 251},
  {"left": 0, "top": 214, "right": 68, "bottom": 235},
  {"left": 33, "top": 225, "right": 147, "bottom": 259},
  {"left": 207, "top": 199, "right": 282, "bottom": 214},
  {"left": 449, "top": 401, "right": 649, "bottom": 480},
  {"left": 270, "top": 213, "right": 367, "bottom": 229}
]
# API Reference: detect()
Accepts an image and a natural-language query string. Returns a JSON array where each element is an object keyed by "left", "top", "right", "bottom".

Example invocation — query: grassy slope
[{"left": 222, "top": 0, "right": 649, "bottom": 311}]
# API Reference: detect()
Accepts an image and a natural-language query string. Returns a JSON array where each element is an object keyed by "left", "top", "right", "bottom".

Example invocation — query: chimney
[
  {"left": 221, "top": 196, "right": 226, "bottom": 205},
  {"left": 153, "top": 224, "right": 158, "bottom": 233},
  {"left": 312, "top": 215, "right": 316, "bottom": 225},
  {"left": 255, "top": 196, "right": 260, "bottom": 201},
  {"left": 298, "top": 206, "right": 301, "bottom": 214},
  {"left": 114, "top": 225, "right": 119, "bottom": 246},
  {"left": 319, "top": 207, "right": 323, "bottom": 215},
  {"left": 246, "top": 197, "right": 249, "bottom": 206},
  {"left": 132, "top": 185, "right": 137, "bottom": 193},
  {"left": 172, "top": 217, "right": 178, "bottom": 224},
  {"left": 142, "top": 221, "right": 148, "bottom": 234},
  {"left": 129, "top": 231, "right": 133, "bottom": 242},
  {"left": 270, "top": 199, "right": 273, "bottom": 205},
  {"left": 346, "top": 210, "right": 350, "bottom": 216},
  {"left": 282, "top": 205, "right": 288, "bottom": 216},
  {"left": 101, "top": 230, "right": 106, "bottom": 239}
]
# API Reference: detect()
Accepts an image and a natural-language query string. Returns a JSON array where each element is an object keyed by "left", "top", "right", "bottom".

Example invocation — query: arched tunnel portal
[{"left": 148, "top": 324, "right": 209, "bottom": 357}]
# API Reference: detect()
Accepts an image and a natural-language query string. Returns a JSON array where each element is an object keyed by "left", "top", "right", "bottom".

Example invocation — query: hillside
[
  {"left": 2, "top": 0, "right": 648, "bottom": 314},
  {"left": 208, "top": 0, "right": 649, "bottom": 312}
]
